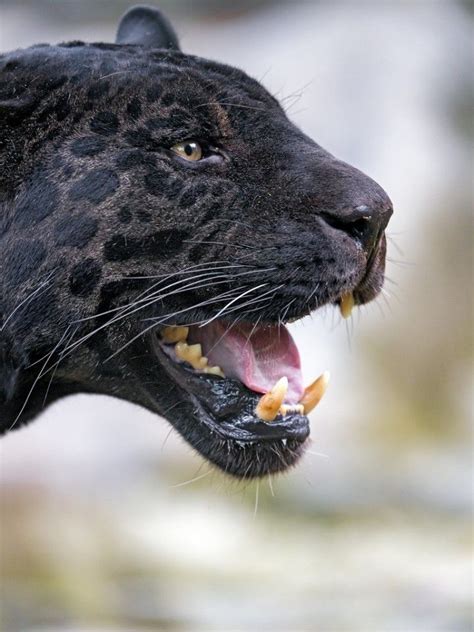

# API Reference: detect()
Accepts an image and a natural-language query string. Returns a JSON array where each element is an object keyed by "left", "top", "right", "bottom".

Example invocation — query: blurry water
[{"left": 1, "top": 1, "right": 472, "bottom": 631}]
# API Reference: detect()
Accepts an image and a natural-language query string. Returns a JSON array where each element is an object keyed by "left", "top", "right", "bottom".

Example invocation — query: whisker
[
  {"left": 387, "top": 257, "right": 415, "bottom": 268},
  {"left": 170, "top": 470, "right": 211, "bottom": 488},
  {"left": 253, "top": 480, "right": 260, "bottom": 519},
  {"left": 279, "top": 297, "right": 297, "bottom": 323},
  {"left": 104, "top": 288, "right": 249, "bottom": 362},
  {"left": 1, "top": 269, "right": 56, "bottom": 332},
  {"left": 8, "top": 323, "right": 72, "bottom": 431},
  {"left": 199, "top": 283, "right": 268, "bottom": 326},
  {"left": 41, "top": 324, "right": 79, "bottom": 407},
  {"left": 73, "top": 266, "right": 247, "bottom": 324},
  {"left": 182, "top": 239, "right": 263, "bottom": 251},
  {"left": 67, "top": 274, "right": 245, "bottom": 352},
  {"left": 268, "top": 475, "right": 275, "bottom": 497}
]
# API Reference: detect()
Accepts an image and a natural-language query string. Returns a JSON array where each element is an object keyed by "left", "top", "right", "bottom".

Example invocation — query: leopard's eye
[{"left": 171, "top": 140, "right": 203, "bottom": 161}]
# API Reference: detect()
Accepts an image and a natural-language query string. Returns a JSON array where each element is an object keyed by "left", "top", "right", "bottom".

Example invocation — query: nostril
[
  {"left": 320, "top": 207, "right": 381, "bottom": 254},
  {"left": 350, "top": 217, "right": 372, "bottom": 243}
]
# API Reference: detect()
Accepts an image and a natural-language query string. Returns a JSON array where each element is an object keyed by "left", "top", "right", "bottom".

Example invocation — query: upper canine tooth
[
  {"left": 161, "top": 325, "right": 189, "bottom": 343},
  {"left": 255, "top": 376, "right": 288, "bottom": 422},
  {"left": 340, "top": 293, "right": 354, "bottom": 319},
  {"left": 300, "top": 371, "right": 330, "bottom": 415}
]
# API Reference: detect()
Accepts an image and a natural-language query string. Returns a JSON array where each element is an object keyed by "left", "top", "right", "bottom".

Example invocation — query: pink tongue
[{"left": 188, "top": 322, "right": 304, "bottom": 404}]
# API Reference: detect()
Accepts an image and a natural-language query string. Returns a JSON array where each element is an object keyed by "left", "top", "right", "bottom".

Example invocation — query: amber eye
[{"left": 171, "top": 140, "right": 203, "bottom": 161}]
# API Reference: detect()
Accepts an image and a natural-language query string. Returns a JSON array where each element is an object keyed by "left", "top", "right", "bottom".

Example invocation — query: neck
[
  {"left": 0, "top": 328, "right": 89, "bottom": 433},
  {"left": 0, "top": 376, "right": 86, "bottom": 433}
]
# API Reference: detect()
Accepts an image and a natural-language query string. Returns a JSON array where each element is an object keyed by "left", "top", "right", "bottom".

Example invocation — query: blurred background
[{"left": 0, "top": 1, "right": 472, "bottom": 630}]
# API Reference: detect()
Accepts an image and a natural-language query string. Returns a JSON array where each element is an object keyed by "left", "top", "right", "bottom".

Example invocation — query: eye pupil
[{"left": 171, "top": 140, "right": 203, "bottom": 162}]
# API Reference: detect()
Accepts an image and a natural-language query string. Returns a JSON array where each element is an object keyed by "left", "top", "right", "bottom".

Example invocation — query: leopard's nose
[
  {"left": 298, "top": 151, "right": 393, "bottom": 256},
  {"left": 320, "top": 202, "right": 392, "bottom": 255}
]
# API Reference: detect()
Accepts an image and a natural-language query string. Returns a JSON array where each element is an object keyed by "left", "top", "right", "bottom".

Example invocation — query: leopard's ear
[{"left": 116, "top": 5, "right": 180, "bottom": 50}]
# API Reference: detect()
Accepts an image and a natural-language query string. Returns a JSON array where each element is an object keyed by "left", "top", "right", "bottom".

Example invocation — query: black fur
[{"left": 0, "top": 6, "right": 392, "bottom": 478}]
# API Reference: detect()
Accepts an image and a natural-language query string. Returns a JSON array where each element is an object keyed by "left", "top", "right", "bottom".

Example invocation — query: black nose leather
[{"left": 320, "top": 203, "right": 390, "bottom": 255}]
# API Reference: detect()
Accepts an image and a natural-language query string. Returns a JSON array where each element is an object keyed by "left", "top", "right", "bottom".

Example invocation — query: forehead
[
  {"left": 1, "top": 43, "right": 286, "bottom": 158},
  {"left": 2, "top": 43, "right": 278, "bottom": 111}
]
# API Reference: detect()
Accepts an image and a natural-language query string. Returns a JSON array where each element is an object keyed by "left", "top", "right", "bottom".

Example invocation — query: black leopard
[{"left": 0, "top": 6, "right": 393, "bottom": 478}]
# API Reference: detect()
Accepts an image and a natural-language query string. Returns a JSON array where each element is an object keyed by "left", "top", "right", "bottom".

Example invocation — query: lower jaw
[
  {"left": 197, "top": 433, "right": 309, "bottom": 478},
  {"left": 146, "top": 288, "right": 360, "bottom": 478},
  {"left": 150, "top": 332, "right": 312, "bottom": 478},
  {"left": 162, "top": 391, "right": 310, "bottom": 478}
]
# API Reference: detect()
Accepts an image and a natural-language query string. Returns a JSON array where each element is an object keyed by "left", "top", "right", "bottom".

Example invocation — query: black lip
[
  {"left": 353, "top": 233, "right": 387, "bottom": 305},
  {"left": 152, "top": 333, "right": 310, "bottom": 444}
]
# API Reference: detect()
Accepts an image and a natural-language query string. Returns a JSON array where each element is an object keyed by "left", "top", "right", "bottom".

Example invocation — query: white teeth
[
  {"left": 299, "top": 371, "right": 330, "bottom": 414},
  {"left": 255, "top": 376, "right": 288, "bottom": 422},
  {"left": 340, "top": 292, "right": 355, "bottom": 319}
]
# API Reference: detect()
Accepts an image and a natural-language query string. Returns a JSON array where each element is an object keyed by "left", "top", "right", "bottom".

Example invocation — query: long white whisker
[
  {"left": 200, "top": 283, "right": 268, "bottom": 326},
  {"left": 103, "top": 288, "right": 248, "bottom": 363},
  {"left": 41, "top": 325, "right": 79, "bottom": 407},
  {"left": 170, "top": 470, "right": 211, "bottom": 488},
  {"left": 8, "top": 323, "right": 72, "bottom": 431},
  {"left": 1, "top": 269, "right": 56, "bottom": 332},
  {"left": 220, "top": 284, "right": 284, "bottom": 319},
  {"left": 143, "top": 286, "right": 248, "bottom": 326},
  {"left": 253, "top": 480, "right": 260, "bottom": 519},
  {"left": 72, "top": 268, "right": 244, "bottom": 324},
  {"left": 64, "top": 275, "right": 243, "bottom": 356}
]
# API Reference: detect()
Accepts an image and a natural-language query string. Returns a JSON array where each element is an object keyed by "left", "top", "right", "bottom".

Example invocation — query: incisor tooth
[
  {"left": 161, "top": 325, "right": 189, "bottom": 343},
  {"left": 280, "top": 404, "right": 304, "bottom": 416},
  {"left": 300, "top": 371, "right": 330, "bottom": 414},
  {"left": 340, "top": 292, "right": 355, "bottom": 319},
  {"left": 255, "top": 376, "right": 288, "bottom": 422}
]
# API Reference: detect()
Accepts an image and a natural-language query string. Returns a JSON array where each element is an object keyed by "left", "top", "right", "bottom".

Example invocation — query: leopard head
[{"left": 0, "top": 6, "right": 392, "bottom": 478}]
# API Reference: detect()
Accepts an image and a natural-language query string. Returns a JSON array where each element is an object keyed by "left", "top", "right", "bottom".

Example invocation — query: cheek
[
  {"left": 69, "top": 259, "right": 102, "bottom": 297},
  {"left": 54, "top": 216, "right": 98, "bottom": 249},
  {"left": 103, "top": 229, "right": 191, "bottom": 262},
  {"left": 69, "top": 168, "right": 120, "bottom": 205}
]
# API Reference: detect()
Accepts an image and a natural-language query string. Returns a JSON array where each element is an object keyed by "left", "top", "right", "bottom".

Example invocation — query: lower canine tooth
[
  {"left": 255, "top": 376, "right": 288, "bottom": 422},
  {"left": 300, "top": 371, "right": 330, "bottom": 414},
  {"left": 162, "top": 326, "right": 189, "bottom": 343},
  {"left": 340, "top": 293, "right": 355, "bottom": 319}
]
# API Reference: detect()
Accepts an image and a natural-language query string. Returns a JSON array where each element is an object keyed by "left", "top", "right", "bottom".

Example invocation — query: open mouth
[{"left": 150, "top": 293, "right": 354, "bottom": 478}]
